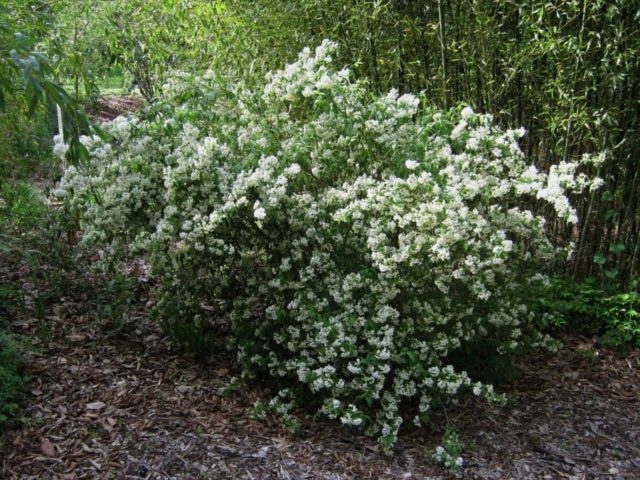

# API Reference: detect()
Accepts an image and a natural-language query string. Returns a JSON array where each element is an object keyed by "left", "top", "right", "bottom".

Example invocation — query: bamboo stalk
[{"left": 437, "top": 0, "right": 448, "bottom": 109}]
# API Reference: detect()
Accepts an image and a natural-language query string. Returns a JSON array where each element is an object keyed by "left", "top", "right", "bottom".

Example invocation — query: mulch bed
[
  {"left": 87, "top": 96, "right": 144, "bottom": 123},
  {"left": 1, "top": 268, "right": 638, "bottom": 480}
]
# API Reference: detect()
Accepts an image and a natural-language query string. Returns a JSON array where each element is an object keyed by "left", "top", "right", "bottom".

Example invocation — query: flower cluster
[
  {"left": 60, "top": 40, "right": 597, "bottom": 449},
  {"left": 433, "top": 427, "right": 465, "bottom": 471}
]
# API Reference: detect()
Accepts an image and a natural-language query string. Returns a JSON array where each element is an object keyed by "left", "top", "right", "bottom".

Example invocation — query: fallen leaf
[
  {"left": 252, "top": 446, "right": 270, "bottom": 459},
  {"left": 40, "top": 438, "right": 55, "bottom": 457},
  {"left": 86, "top": 401, "right": 106, "bottom": 411}
]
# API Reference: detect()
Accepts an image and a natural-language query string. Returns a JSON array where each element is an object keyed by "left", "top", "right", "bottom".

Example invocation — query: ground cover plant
[{"left": 60, "top": 41, "right": 603, "bottom": 449}]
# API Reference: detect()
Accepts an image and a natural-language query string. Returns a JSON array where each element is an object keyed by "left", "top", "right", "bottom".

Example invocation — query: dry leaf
[
  {"left": 66, "top": 334, "right": 85, "bottom": 343},
  {"left": 86, "top": 401, "right": 106, "bottom": 411},
  {"left": 40, "top": 438, "right": 55, "bottom": 457}
]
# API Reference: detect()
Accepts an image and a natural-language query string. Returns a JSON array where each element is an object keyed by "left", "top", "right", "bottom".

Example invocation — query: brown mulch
[
  {"left": 87, "top": 96, "right": 144, "bottom": 123},
  {"left": 452, "top": 340, "right": 640, "bottom": 479},
  {"left": 2, "top": 289, "right": 638, "bottom": 480},
  {"left": 1, "top": 252, "right": 638, "bottom": 479}
]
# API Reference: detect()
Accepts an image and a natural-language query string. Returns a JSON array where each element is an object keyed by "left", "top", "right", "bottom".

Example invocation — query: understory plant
[
  {"left": 538, "top": 277, "right": 640, "bottom": 349},
  {"left": 0, "top": 331, "right": 27, "bottom": 428},
  {"left": 432, "top": 426, "right": 465, "bottom": 471},
  {"left": 60, "top": 41, "right": 600, "bottom": 449}
]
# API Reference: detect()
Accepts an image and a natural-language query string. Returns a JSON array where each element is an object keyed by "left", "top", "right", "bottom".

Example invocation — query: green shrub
[
  {"left": 0, "top": 181, "right": 78, "bottom": 349},
  {"left": 0, "top": 97, "right": 56, "bottom": 182},
  {"left": 539, "top": 277, "right": 640, "bottom": 349},
  {"left": 96, "top": 272, "right": 138, "bottom": 337},
  {"left": 0, "top": 182, "right": 50, "bottom": 232},
  {"left": 0, "top": 330, "right": 27, "bottom": 428},
  {"left": 61, "top": 41, "right": 600, "bottom": 449}
]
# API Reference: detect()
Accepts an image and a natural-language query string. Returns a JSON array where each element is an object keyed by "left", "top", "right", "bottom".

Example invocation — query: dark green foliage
[
  {"left": 153, "top": 282, "right": 220, "bottom": 356},
  {"left": 539, "top": 277, "right": 640, "bottom": 349},
  {"left": 433, "top": 425, "right": 465, "bottom": 470},
  {"left": 0, "top": 184, "right": 77, "bottom": 428},
  {"left": 0, "top": 331, "right": 27, "bottom": 428},
  {"left": 0, "top": 182, "right": 77, "bottom": 336},
  {"left": 1, "top": 4, "right": 94, "bottom": 171},
  {"left": 451, "top": 345, "right": 518, "bottom": 386},
  {"left": 96, "top": 273, "right": 135, "bottom": 335},
  {"left": 0, "top": 182, "right": 76, "bottom": 269},
  {"left": 0, "top": 182, "right": 49, "bottom": 233}
]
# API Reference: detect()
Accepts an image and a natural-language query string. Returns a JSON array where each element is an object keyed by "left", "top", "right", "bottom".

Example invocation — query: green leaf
[
  {"left": 605, "top": 209, "right": 619, "bottom": 220},
  {"left": 593, "top": 254, "right": 606, "bottom": 265},
  {"left": 605, "top": 268, "right": 619, "bottom": 279},
  {"left": 609, "top": 243, "right": 625, "bottom": 255},
  {"left": 26, "top": 89, "right": 39, "bottom": 116}
]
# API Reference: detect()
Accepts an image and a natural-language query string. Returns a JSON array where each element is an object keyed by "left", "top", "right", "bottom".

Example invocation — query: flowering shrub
[{"left": 60, "top": 41, "right": 598, "bottom": 449}]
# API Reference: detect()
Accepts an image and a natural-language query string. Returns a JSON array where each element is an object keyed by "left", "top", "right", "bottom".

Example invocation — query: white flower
[
  {"left": 590, "top": 177, "right": 604, "bottom": 192},
  {"left": 285, "top": 163, "right": 302, "bottom": 176},
  {"left": 254, "top": 207, "right": 267, "bottom": 220},
  {"left": 460, "top": 106, "right": 474, "bottom": 119},
  {"left": 451, "top": 120, "right": 467, "bottom": 139},
  {"left": 397, "top": 93, "right": 420, "bottom": 108},
  {"left": 316, "top": 74, "right": 333, "bottom": 90},
  {"left": 52, "top": 142, "right": 69, "bottom": 159},
  {"left": 405, "top": 160, "right": 418, "bottom": 170}
]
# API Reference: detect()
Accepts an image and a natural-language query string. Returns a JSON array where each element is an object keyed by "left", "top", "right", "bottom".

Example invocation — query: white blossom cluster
[
  {"left": 60, "top": 40, "right": 600, "bottom": 449},
  {"left": 53, "top": 134, "right": 69, "bottom": 159},
  {"left": 433, "top": 445, "right": 464, "bottom": 470}
]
